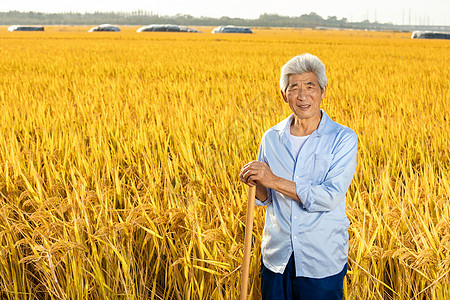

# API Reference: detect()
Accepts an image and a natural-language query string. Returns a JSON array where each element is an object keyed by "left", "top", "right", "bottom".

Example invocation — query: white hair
[{"left": 280, "top": 53, "right": 327, "bottom": 93}]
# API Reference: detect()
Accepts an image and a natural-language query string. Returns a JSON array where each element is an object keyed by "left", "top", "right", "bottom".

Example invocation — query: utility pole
[{"left": 409, "top": 9, "right": 411, "bottom": 25}]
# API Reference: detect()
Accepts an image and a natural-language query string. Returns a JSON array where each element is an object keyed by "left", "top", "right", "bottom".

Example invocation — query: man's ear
[
  {"left": 280, "top": 90, "right": 288, "bottom": 103},
  {"left": 321, "top": 86, "right": 327, "bottom": 99}
]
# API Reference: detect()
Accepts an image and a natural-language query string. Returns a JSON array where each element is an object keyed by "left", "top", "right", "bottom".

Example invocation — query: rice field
[{"left": 0, "top": 26, "right": 449, "bottom": 299}]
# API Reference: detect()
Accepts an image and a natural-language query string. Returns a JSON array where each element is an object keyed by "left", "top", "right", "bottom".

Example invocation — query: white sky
[{"left": 1, "top": 0, "right": 449, "bottom": 25}]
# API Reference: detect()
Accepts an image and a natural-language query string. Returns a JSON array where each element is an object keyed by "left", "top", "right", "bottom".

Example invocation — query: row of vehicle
[
  {"left": 9, "top": 26, "right": 450, "bottom": 39},
  {"left": 8, "top": 24, "right": 253, "bottom": 34}
]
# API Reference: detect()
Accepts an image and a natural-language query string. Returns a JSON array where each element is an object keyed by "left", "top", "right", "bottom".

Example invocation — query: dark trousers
[{"left": 261, "top": 254, "right": 347, "bottom": 300}]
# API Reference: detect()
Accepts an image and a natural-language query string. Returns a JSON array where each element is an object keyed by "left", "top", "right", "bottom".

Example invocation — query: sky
[{"left": 1, "top": 0, "right": 449, "bottom": 26}]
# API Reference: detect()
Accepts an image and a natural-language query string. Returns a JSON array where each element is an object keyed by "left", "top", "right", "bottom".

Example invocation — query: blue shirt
[{"left": 256, "top": 110, "right": 358, "bottom": 278}]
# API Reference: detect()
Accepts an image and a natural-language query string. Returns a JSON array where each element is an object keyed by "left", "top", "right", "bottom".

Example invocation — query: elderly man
[{"left": 239, "top": 53, "right": 357, "bottom": 300}]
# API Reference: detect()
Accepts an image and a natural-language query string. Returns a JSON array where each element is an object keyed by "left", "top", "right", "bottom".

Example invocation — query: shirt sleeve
[
  {"left": 255, "top": 136, "right": 273, "bottom": 206},
  {"left": 296, "top": 130, "right": 358, "bottom": 212}
]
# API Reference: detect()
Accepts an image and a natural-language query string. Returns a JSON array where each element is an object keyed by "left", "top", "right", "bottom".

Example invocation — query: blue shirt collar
[{"left": 273, "top": 109, "right": 338, "bottom": 140}]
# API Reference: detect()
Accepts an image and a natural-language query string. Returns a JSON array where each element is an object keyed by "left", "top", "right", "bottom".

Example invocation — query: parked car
[
  {"left": 137, "top": 24, "right": 201, "bottom": 33},
  {"left": 88, "top": 24, "right": 121, "bottom": 32},
  {"left": 411, "top": 31, "right": 450, "bottom": 39},
  {"left": 8, "top": 25, "right": 44, "bottom": 32},
  {"left": 211, "top": 25, "right": 253, "bottom": 34}
]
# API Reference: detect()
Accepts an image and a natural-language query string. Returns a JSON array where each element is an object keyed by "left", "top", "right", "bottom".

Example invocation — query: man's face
[{"left": 283, "top": 72, "right": 326, "bottom": 121}]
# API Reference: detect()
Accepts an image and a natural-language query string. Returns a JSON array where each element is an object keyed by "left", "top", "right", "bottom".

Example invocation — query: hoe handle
[{"left": 240, "top": 185, "right": 256, "bottom": 300}]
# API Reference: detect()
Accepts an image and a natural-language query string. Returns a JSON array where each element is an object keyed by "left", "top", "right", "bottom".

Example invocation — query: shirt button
[
  {"left": 294, "top": 236, "right": 297, "bottom": 239},
  {"left": 294, "top": 216, "right": 297, "bottom": 220}
]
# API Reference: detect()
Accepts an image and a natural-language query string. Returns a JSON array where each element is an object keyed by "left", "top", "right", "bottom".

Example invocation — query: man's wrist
[
  {"left": 268, "top": 176, "right": 299, "bottom": 202},
  {"left": 267, "top": 175, "right": 282, "bottom": 191}
]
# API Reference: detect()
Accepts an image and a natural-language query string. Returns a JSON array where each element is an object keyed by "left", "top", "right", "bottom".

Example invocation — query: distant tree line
[
  {"left": 0, "top": 10, "right": 376, "bottom": 28},
  {"left": 1, "top": 10, "right": 449, "bottom": 32}
]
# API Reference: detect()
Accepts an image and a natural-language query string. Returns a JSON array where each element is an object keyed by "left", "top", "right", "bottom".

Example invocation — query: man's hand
[
  {"left": 239, "top": 161, "right": 277, "bottom": 188},
  {"left": 239, "top": 161, "right": 301, "bottom": 203}
]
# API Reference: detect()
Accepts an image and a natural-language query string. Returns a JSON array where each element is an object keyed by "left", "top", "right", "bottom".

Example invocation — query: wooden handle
[{"left": 240, "top": 185, "right": 256, "bottom": 300}]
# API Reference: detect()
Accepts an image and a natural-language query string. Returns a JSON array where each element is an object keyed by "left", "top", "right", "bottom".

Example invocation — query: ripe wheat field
[{"left": 0, "top": 26, "right": 449, "bottom": 299}]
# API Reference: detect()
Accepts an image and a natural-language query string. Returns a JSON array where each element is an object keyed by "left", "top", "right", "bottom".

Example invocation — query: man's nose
[{"left": 296, "top": 86, "right": 307, "bottom": 100}]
